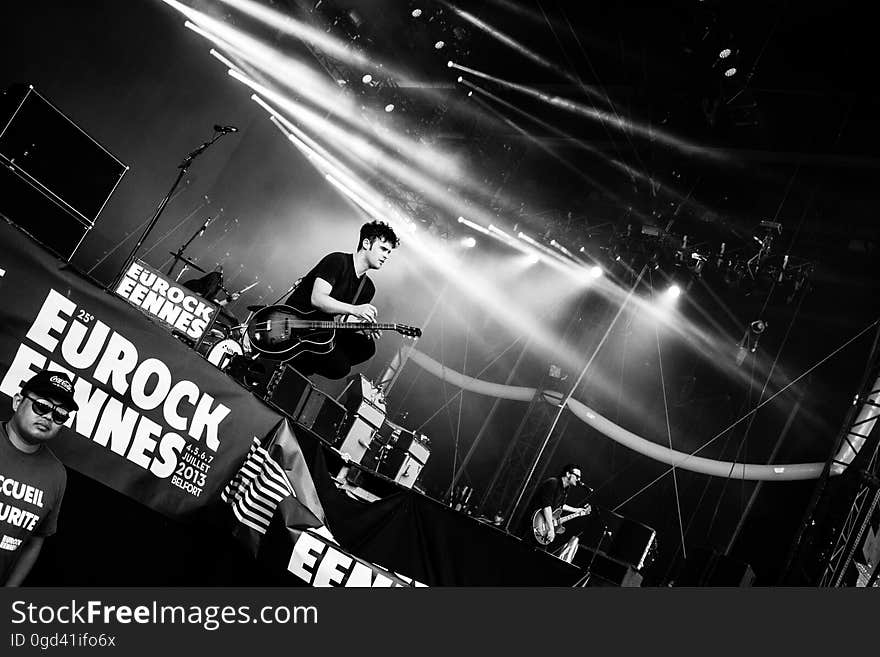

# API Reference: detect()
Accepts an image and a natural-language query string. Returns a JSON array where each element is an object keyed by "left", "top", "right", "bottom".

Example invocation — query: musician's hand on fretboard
[
  {"left": 351, "top": 303, "right": 377, "bottom": 323},
  {"left": 359, "top": 328, "right": 381, "bottom": 340}
]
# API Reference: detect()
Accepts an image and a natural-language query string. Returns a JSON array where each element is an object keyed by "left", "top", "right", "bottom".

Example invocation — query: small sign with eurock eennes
[{"left": 114, "top": 260, "right": 218, "bottom": 341}]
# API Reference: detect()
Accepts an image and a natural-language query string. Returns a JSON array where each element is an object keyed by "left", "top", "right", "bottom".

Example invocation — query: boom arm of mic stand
[
  {"left": 110, "top": 131, "right": 227, "bottom": 291},
  {"left": 167, "top": 214, "right": 215, "bottom": 276}
]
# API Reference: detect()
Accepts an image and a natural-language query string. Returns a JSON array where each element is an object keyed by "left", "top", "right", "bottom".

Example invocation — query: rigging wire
[
  {"left": 450, "top": 322, "right": 471, "bottom": 491},
  {"left": 415, "top": 335, "right": 525, "bottom": 432},
  {"left": 612, "top": 315, "right": 880, "bottom": 512},
  {"left": 652, "top": 270, "right": 688, "bottom": 559}
]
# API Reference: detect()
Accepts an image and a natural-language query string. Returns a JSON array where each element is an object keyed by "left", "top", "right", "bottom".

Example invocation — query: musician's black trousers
[{"left": 293, "top": 333, "right": 376, "bottom": 380}]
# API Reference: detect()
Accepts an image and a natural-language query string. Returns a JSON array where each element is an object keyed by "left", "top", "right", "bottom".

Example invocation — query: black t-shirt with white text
[{"left": 0, "top": 422, "right": 66, "bottom": 581}]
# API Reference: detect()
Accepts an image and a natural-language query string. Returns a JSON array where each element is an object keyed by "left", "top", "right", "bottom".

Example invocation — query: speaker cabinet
[
  {"left": 0, "top": 84, "right": 127, "bottom": 260},
  {"left": 297, "top": 388, "right": 347, "bottom": 444},
  {"left": 264, "top": 365, "right": 312, "bottom": 418}
]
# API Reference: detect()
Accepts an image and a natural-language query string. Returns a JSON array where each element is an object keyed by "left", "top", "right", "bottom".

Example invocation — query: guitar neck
[
  {"left": 309, "top": 322, "right": 401, "bottom": 331},
  {"left": 558, "top": 511, "right": 583, "bottom": 525}
]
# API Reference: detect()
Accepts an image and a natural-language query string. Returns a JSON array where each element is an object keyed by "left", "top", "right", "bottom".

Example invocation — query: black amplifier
[
  {"left": 577, "top": 508, "right": 657, "bottom": 571},
  {"left": 372, "top": 421, "right": 431, "bottom": 489},
  {"left": 298, "top": 388, "right": 347, "bottom": 444},
  {"left": 263, "top": 364, "right": 311, "bottom": 418}
]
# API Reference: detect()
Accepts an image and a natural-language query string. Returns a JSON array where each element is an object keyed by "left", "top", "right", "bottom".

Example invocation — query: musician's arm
[
  {"left": 309, "top": 278, "right": 375, "bottom": 321},
  {"left": 541, "top": 506, "right": 555, "bottom": 542}
]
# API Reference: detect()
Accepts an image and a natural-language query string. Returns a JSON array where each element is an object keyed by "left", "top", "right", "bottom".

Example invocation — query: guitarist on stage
[
  {"left": 530, "top": 463, "right": 592, "bottom": 556},
  {"left": 284, "top": 220, "right": 399, "bottom": 379}
]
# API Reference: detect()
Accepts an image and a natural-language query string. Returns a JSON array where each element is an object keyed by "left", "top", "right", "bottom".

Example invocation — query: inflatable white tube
[{"left": 408, "top": 349, "right": 830, "bottom": 481}]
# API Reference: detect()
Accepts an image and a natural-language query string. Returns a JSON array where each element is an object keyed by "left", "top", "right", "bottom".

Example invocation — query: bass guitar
[
  {"left": 245, "top": 303, "right": 421, "bottom": 362},
  {"left": 532, "top": 505, "right": 591, "bottom": 546}
]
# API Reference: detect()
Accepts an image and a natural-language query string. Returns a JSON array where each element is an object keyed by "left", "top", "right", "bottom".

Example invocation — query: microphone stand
[
  {"left": 167, "top": 214, "right": 214, "bottom": 277},
  {"left": 574, "top": 522, "right": 610, "bottom": 587},
  {"left": 110, "top": 128, "right": 232, "bottom": 291}
]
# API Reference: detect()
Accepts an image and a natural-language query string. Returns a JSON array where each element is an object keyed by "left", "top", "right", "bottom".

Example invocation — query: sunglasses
[{"left": 24, "top": 395, "right": 73, "bottom": 424}]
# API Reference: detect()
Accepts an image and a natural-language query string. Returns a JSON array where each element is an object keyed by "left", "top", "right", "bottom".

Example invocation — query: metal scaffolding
[
  {"left": 818, "top": 377, "right": 880, "bottom": 586},
  {"left": 781, "top": 323, "right": 880, "bottom": 584},
  {"left": 478, "top": 378, "right": 570, "bottom": 532}
]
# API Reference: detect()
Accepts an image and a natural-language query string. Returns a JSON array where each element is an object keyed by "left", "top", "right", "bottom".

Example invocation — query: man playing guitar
[
  {"left": 283, "top": 220, "right": 399, "bottom": 379},
  {"left": 530, "top": 463, "right": 592, "bottom": 553}
]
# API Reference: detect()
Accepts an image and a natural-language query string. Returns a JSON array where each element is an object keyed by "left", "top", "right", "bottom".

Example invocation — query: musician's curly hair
[{"left": 358, "top": 220, "right": 400, "bottom": 250}]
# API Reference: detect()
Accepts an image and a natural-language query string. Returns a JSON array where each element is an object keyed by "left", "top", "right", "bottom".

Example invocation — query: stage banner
[
  {"left": 222, "top": 420, "right": 424, "bottom": 587},
  {"left": 114, "top": 260, "right": 218, "bottom": 342},
  {"left": 0, "top": 220, "right": 283, "bottom": 519}
]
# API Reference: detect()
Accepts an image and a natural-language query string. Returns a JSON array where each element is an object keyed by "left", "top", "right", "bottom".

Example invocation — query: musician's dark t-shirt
[
  {"left": 286, "top": 252, "right": 375, "bottom": 319},
  {"left": 534, "top": 477, "right": 567, "bottom": 513}
]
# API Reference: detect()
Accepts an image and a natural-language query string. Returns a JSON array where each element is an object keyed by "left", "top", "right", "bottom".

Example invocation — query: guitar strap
[{"left": 351, "top": 275, "right": 368, "bottom": 305}]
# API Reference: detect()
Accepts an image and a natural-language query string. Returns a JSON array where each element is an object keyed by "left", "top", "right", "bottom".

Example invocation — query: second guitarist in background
[
  {"left": 531, "top": 463, "right": 591, "bottom": 555},
  {"left": 285, "top": 220, "right": 400, "bottom": 379}
]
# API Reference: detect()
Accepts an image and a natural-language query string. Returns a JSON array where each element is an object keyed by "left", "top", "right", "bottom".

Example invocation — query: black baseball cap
[{"left": 21, "top": 370, "right": 79, "bottom": 411}]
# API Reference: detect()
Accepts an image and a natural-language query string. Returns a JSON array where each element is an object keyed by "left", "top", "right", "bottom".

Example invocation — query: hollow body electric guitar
[
  {"left": 532, "top": 505, "right": 591, "bottom": 546},
  {"left": 245, "top": 303, "right": 421, "bottom": 362}
]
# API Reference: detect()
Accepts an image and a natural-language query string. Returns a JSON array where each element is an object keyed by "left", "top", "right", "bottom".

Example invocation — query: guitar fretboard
[{"left": 278, "top": 320, "right": 403, "bottom": 331}]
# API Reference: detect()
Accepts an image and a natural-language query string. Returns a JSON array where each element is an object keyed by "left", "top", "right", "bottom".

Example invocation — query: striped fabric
[{"left": 222, "top": 436, "right": 297, "bottom": 535}]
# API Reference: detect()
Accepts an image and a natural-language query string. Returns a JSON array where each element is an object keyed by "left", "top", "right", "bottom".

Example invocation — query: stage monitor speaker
[
  {"left": 606, "top": 516, "right": 657, "bottom": 571},
  {"left": 574, "top": 509, "right": 657, "bottom": 571},
  {"left": 0, "top": 84, "right": 127, "bottom": 260},
  {"left": 264, "top": 365, "right": 312, "bottom": 418},
  {"left": 298, "top": 387, "right": 347, "bottom": 444}
]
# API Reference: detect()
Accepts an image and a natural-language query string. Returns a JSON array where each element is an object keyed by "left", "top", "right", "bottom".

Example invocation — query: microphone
[{"left": 214, "top": 124, "right": 239, "bottom": 133}]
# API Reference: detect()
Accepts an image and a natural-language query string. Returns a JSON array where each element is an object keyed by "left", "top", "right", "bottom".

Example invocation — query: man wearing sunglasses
[
  {"left": 529, "top": 463, "right": 592, "bottom": 554},
  {"left": 1, "top": 369, "right": 77, "bottom": 586}
]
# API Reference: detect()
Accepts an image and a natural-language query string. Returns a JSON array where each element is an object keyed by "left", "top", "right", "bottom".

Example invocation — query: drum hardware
[
  {"left": 205, "top": 338, "right": 244, "bottom": 370},
  {"left": 168, "top": 251, "right": 206, "bottom": 275}
]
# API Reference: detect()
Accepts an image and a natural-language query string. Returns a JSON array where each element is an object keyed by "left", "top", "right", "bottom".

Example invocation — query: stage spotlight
[
  {"left": 589, "top": 265, "right": 603, "bottom": 279},
  {"left": 457, "top": 76, "right": 463, "bottom": 83},
  {"left": 526, "top": 255, "right": 539, "bottom": 265},
  {"left": 384, "top": 103, "right": 395, "bottom": 112},
  {"left": 724, "top": 67, "right": 737, "bottom": 77},
  {"left": 412, "top": 9, "right": 422, "bottom": 18},
  {"left": 435, "top": 40, "right": 445, "bottom": 50},
  {"left": 467, "top": 91, "right": 473, "bottom": 97},
  {"left": 362, "top": 73, "right": 373, "bottom": 83},
  {"left": 719, "top": 48, "right": 732, "bottom": 59},
  {"left": 461, "top": 236, "right": 477, "bottom": 248},
  {"left": 665, "top": 284, "right": 682, "bottom": 299},
  {"left": 447, "top": 60, "right": 454, "bottom": 67}
]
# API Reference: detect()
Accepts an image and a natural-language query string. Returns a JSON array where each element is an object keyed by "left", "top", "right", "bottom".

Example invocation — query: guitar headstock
[{"left": 397, "top": 325, "right": 422, "bottom": 339}]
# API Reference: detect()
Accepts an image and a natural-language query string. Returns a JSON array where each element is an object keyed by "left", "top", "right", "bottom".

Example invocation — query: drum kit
[
  {"left": 169, "top": 250, "right": 264, "bottom": 375},
  {"left": 165, "top": 220, "right": 307, "bottom": 390}
]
